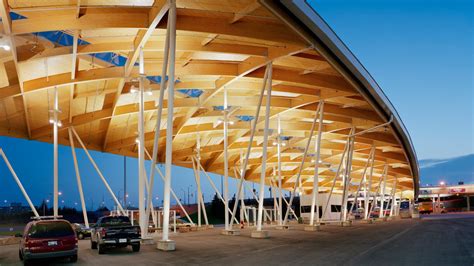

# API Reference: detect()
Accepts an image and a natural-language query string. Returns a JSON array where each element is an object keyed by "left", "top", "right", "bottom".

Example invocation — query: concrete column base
[
  {"left": 340, "top": 220, "right": 352, "bottom": 227},
  {"left": 221, "top": 229, "right": 240, "bottom": 236},
  {"left": 364, "top": 219, "right": 374, "bottom": 224},
  {"left": 274, "top": 225, "right": 291, "bottom": 230},
  {"left": 251, "top": 230, "right": 270, "bottom": 239},
  {"left": 157, "top": 240, "right": 175, "bottom": 251},
  {"left": 304, "top": 225, "right": 321, "bottom": 231},
  {"left": 141, "top": 237, "right": 155, "bottom": 245}
]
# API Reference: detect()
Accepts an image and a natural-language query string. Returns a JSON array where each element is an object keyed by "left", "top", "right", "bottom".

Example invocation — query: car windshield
[
  {"left": 100, "top": 216, "right": 131, "bottom": 226},
  {"left": 28, "top": 221, "right": 74, "bottom": 238}
]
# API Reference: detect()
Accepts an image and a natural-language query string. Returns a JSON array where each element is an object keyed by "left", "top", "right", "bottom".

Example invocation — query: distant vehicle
[
  {"left": 176, "top": 218, "right": 193, "bottom": 227},
  {"left": 370, "top": 207, "right": 390, "bottom": 218},
  {"left": 19, "top": 219, "right": 78, "bottom": 264},
  {"left": 73, "top": 223, "right": 92, "bottom": 239},
  {"left": 349, "top": 208, "right": 365, "bottom": 220},
  {"left": 418, "top": 202, "right": 433, "bottom": 214},
  {"left": 90, "top": 216, "right": 141, "bottom": 254}
]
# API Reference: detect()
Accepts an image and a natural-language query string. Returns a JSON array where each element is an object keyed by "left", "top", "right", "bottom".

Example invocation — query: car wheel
[
  {"left": 78, "top": 233, "right": 84, "bottom": 240},
  {"left": 18, "top": 249, "right": 23, "bottom": 261},
  {"left": 91, "top": 240, "right": 97, "bottom": 249},
  {"left": 132, "top": 243, "right": 140, "bottom": 252},
  {"left": 98, "top": 244, "right": 105, "bottom": 254}
]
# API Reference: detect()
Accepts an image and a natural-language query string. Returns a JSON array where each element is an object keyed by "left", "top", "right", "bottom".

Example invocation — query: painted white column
[
  {"left": 53, "top": 86, "right": 59, "bottom": 218},
  {"left": 137, "top": 47, "right": 147, "bottom": 237},
  {"left": 196, "top": 136, "right": 202, "bottom": 226},
  {"left": 379, "top": 165, "right": 388, "bottom": 218},
  {"left": 341, "top": 136, "right": 354, "bottom": 222},
  {"left": 162, "top": 0, "right": 176, "bottom": 242},
  {"left": 349, "top": 146, "right": 374, "bottom": 216},
  {"left": 229, "top": 65, "right": 270, "bottom": 228},
  {"left": 390, "top": 179, "right": 397, "bottom": 216},
  {"left": 144, "top": 21, "right": 169, "bottom": 231},
  {"left": 283, "top": 102, "right": 322, "bottom": 225},
  {"left": 321, "top": 131, "right": 352, "bottom": 220},
  {"left": 256, "top": 63, "right": 273, "bottom": 232},
  {"left": 277, "top": 115, "right": 283, "bottom": 226},
  {"left": 310, "top": 101, "right": 324, "bottom": 226},
  {"left": 68, "top": 128, "right": 89, "bottom": 227},
  {"left": 223, "top": 87, "right": 230, "bottom": 231},
  {"left": 364, "top": 146, "right": 376, "bottom": 220}
]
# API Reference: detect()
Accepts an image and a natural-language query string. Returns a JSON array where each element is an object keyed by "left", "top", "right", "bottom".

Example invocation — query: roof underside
[{"left": 0, "top": 0, "right": 417, "bottom": 197}]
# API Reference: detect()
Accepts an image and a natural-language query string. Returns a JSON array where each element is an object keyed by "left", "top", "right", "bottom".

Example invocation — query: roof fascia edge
[{"left": 259, "top": 0, "right": 419, "bottom": 198}]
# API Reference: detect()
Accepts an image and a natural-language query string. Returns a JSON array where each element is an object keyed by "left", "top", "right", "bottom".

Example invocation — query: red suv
[{"left": 19, "top": 219, "right": 78, "bottom": 264}]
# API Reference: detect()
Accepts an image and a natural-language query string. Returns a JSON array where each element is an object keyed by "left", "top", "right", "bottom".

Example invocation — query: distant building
[{"left": 0, "top": 202, "right": 31, "bottom": 214}]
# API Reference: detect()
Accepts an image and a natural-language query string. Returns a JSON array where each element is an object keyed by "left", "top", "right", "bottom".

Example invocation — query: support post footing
[
  {"left": 157, "top": 240, "right": 176, "bottom": 251},
  {"left": 221, "top": 229, "right": 240, "bottom": 236},
  {"left": 141, "top": 237, "right": 155, "bottom": 245},
  {"left": 364, "top": 219, "right": 375, "bottom": 224},
  {"left": 340, "top": 220, "right": 352, "bottom": 227},
  {"left": 275, "top": 225, "right": 291, "bottom": 230},
  {"left": 304, "top": 224, "right": 321, "bottom": 231},
  {"left": 251, "top": 230, "right": 269, "bottom": 239}
]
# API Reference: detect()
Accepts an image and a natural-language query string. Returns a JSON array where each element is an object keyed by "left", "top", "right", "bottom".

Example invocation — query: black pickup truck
[{"left": 90, "top": 216, "right": 141, "bottom": 254}]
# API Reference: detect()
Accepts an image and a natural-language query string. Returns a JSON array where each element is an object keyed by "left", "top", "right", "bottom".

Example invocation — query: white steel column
[
  {"left": 161, "top": 0, "right": 176, "bottom": 244},
  {"left": 137, "top": 47, "right": 147, "bottom": 237},
  {"left": 389, "top": 179, "right": 397, "bottom": 217},
  {"left": 341, "top": 136, "right": 355, "bottom": 222},
  {"left": 68, "top": 128, "right": 89, "bottom": 227},
  {"left": 229, "top": 64, "right": 270, "bottom": 229},
  {"left": 277, "top": 115, "right": 283, "bottom": 226},
  {"left": 196, "top": 136, "right": 202, "bottom": 226},
  {"left": 53, "top": 86, "right": 59, "bottom": 218},
  {"left": 309, "top": 101, "right": 324, "bottom": 226},
  {"left": 364, "top": 146, "right": 376, "bottom": 220},
  {"left": 321, "top": 131, "right": 352, "bottom": 220},
  {"left": 349, "top": 147, "right": 374, "bottom": 216},
  {"left": 256, "top": 63, "right": 273, "bottom": 232},
  {"left": 223, "top": 87, "right": 230, "bottom": 231},
  {"left": 0, "top": 149, "right": 40, "bottom": 218},
  {"left": 70, "top": 127, "right": 125, "bottom": 213},
  {"left": 379, "top": 165, "right": 388, "bottom": 219},
  {"left": 144, "top": 12, "right": 170, "bottom": 232},
  {"left": 283, "top": 102, "right": 322, "bottom": 225}
]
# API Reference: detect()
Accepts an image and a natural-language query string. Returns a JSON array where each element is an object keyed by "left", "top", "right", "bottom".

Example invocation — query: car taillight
[{"left": 100, "top": 228, "right": 106, "bottom": 237}]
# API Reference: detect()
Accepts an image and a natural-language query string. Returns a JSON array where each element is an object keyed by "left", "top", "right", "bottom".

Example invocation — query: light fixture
[
  {"left": 1, "top": 45, "right": 10, "bottom": 51},
  {"left": 272, "top": 141, "right": 277, "bottom": 146},
  {"left": 146, "top": 90, "right": 153, "bottom": 96},
  {"left": 228, "top": 120, "right": 235, "bottom": 125},
  {"left": 135, "top": 138, "right": 140, "bottom": 144},
  {"left": 57, "top": 121, "right": 62, "bottom": 127},
  {"left": 311, "top": 159, "right": 315, "bottom": 163},
  {"left": 281, "top": 142, "right": 287, "bottom": 147},
  {"left": 49, "top": 118, "right": 55, "bottom": 124},
  {"left": 216, "top": 118, "right": 223, "bottom": 125},
  {"left": 130, "top": 87, "right": 138, "bottom": 94}
]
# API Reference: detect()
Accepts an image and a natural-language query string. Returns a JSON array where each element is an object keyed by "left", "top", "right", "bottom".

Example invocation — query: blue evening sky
[{"left": 1, "top": 0, "right": 473, "bottom": 209}]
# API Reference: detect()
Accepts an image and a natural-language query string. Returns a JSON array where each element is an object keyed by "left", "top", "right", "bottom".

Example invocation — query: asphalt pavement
[{"left": 0, "top": 213, "right": 473, "bottom": 265}]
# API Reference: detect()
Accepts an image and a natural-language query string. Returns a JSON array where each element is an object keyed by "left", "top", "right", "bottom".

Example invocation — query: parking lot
[{"left": 1, "top": 214, "right": 473, "bottom": 265}]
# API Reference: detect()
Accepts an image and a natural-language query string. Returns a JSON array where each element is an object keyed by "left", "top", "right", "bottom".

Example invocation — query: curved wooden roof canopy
[{"left": 0, "top": 0, "right": 418, "bottom": 198}]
